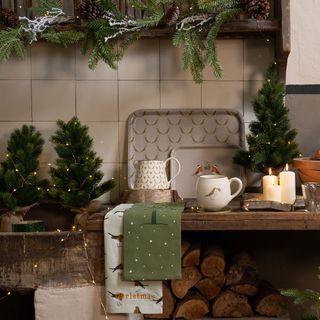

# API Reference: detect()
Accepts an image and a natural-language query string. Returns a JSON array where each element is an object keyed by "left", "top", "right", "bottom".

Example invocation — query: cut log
[
  {"left": 145, "top": 282, "right": 176, "bottom": 319},
  {"left": 173, "top": 290, "right": 209, "bottom": 320},
  {"left": 212, "top": 290, "right": 253, "bottom": 317},
  {"left": 251, "top": 280, "right": 287, "bottom": 317},
  {"left": 226, "top": 252, "right": 259, "bottom": 296},
  {"left": 181, "top": 236, "right": 191, "bottom": 257},
  {"left": 182, "top": 242, "right": 201, "bottom": 267},
  {"left": 171, "top": 266, "right": 202, "bottom": 299},
  {"left": 195, "top": 277, "right": 222, "bottom": 300},
  {"left": 200, "top": 244, "right": 225, "bottom": 278}
]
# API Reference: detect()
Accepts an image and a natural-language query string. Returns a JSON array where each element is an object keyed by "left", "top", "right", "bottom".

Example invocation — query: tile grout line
[
  {"left": 158, "top": 39, "right": 162, "bottom": 109},
  {"left": 242, "top": 39, "right": 245, "bottom": 120}
]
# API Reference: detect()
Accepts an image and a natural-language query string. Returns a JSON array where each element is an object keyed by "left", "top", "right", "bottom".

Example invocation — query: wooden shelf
[
  {"left": 142, "top": 19, "right": 279, "bottom": 38},
  {"left": 182, "top": 211, "right": 320, "bottom": 231},
  {"left": 86, "top": 210, "right": 320, "bottom": 232}
]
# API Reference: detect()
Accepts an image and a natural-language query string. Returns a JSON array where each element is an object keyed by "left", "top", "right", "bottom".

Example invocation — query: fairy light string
[{"left": 0, "top": 229, "right": 109, "bottom": 319}]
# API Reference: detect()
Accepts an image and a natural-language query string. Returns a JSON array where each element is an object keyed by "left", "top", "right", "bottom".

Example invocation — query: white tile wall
[{"left": 0, "top": 38, "right": 274, "bottom": 201}]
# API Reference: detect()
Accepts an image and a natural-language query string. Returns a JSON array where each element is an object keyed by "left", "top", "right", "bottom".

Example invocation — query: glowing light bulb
[
  {"left": 15, "top": 169, "right": 19, "bottom": 172},
  {"left": 34, "top": 264, "right": 38, "bottom": 268}
]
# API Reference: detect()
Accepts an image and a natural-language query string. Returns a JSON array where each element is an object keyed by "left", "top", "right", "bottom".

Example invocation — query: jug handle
[
  {"left": 165, "top": 157, "right": 181, "bottom": 185},
  {"left": 229, "top": 177, "right": 243, "bottom": 200}
]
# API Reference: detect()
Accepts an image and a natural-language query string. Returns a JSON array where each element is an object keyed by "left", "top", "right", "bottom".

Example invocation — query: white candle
[
  {"left": 279, "top": 164, "right": 296, "bottom": 204},
  {"left": 266, "top": 185, "right": 282, "bottom": 202},
  {"left": 263, "top": 168, "right": 278, "bottom": 200}
]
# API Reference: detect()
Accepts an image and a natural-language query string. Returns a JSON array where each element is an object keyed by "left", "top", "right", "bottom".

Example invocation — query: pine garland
[{"left": 0, "top": 0, "right": 262, "bottom": 82}]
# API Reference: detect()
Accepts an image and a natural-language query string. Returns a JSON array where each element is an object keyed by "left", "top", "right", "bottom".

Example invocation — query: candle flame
[
  {"left": 268, "top": 168, "right": 272, "bottom": 175},
  {"left": 285, "top": 164, "right": 289, "bottom": 171}
]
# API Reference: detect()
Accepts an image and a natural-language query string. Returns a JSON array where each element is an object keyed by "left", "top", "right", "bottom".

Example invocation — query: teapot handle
[
  {"left": 229, "top": 177, "right": 243, "bottom": 200},
  {"left": 164, "top": 157, "right": 181, "bottom": 185}
]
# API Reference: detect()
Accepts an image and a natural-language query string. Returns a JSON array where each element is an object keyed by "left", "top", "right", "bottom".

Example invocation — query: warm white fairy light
[{"left": 82, "top": 233, "right": 109, "bottom": 318}]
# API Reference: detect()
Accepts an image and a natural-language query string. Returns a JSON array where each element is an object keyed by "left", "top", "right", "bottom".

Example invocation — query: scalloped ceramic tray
[{"left": 127, "top": 109, "right": 245, "bottom": 191}]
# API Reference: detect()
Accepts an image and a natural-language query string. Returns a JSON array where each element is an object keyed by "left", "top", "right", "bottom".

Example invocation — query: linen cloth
[
  {"left": 104, "top": 204, "right": 162, "bottom": 314},
  {"left": 123, "top": 203, "right": 183, "bottom": 281}
]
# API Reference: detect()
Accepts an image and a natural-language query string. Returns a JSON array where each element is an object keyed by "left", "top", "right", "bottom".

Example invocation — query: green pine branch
[
  {"left": 41, "top": 30, "right": 85, "bottom": 47},
  {"left": 32, "top": 0, "right": 62, "bottom": 16},
  {"left": 0, "top": 27, "right": 28, "bottom": 63}
]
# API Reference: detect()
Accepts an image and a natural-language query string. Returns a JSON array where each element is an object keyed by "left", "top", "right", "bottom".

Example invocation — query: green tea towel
[{"left": 123, "top": 203, "right": 184, "bottom": 281}]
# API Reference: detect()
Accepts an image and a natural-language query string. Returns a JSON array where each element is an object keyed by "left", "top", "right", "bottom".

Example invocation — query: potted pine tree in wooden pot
[
  {"left": 0, "top": 125, "right": 47, "bottom": 232},
  {"left": 49, "top": 117, "right": 116, "bottom": 229}
]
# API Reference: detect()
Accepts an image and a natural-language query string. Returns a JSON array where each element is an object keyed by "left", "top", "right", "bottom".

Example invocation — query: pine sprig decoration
[
  {"left": 32, "top": 0, "right": 62, "bottom": 16},
  {"left": 174, "top": 0, "right": 243, "bottom": 83},
  {"left": 233, "top": 64, "right": 300, "bottom": 173},
  {"left": 41, "top": 30, "right": 85, "bottom": 47},
  {"left": 0, "top": 125, "right": 46, "bottom": 210},
  {"left": 49, "top": 117, "right": 116, "bottom": 209},
  {"left": 0, "top": 27, "right": 28, "bottom": 63}
]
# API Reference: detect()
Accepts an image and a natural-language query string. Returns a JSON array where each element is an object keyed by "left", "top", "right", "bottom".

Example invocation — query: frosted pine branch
[
  {"left": 176, "top": 14, "right": 214, "bottom": 31},
  {"left": 19, "top": 8, "right": 65, "bottom": 43},
  {"left": 103, "top": 11, "right": 141, "bottom": 42}
]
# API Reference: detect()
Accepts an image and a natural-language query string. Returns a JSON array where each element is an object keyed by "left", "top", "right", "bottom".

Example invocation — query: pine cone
[
  {"left": 244, "top": 0, "right": 271, "bottom": 20},
  {"left": 78, "top": 0, "right": 102, "bottom": 20},
  {"left": 1, "top": 8, "right": 19, "bottom": 28},
  {"left": 164, "top": 5, "right": 180, "bottom": 26}
]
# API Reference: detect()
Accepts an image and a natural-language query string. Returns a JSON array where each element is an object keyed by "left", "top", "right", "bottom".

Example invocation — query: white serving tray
[{"left": 127, "top": 109, "right": 245, "bottom": 190}]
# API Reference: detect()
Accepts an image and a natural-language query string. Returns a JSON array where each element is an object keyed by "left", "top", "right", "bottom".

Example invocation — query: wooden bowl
[{"left": 293, "top": 158, "right": 320, "bottom": 183}]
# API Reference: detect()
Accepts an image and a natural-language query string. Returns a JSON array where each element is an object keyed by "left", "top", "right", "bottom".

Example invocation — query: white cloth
[{"left": 104, "top": 204, "right": 163, "bottom": 314}]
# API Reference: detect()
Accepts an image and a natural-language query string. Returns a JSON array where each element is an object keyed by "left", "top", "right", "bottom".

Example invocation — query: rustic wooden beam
[{"left": 0, "top": 231, "right": 104, "bottom": 290}]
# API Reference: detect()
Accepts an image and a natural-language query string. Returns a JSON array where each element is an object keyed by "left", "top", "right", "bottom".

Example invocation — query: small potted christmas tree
[
  {"left": 49, "top": 117, "right": 116, "bottom": 229},
  {"left": 234, "top": 63, "right": 300, "bottom": 174},
  {"left": 0, "top": 125, "right": 47, "bottom": 232}
]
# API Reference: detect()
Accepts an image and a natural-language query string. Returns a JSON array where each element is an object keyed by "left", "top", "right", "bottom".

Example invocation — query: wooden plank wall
[{"left": 0, "top": 0, "right": 144, "bottom": 18}]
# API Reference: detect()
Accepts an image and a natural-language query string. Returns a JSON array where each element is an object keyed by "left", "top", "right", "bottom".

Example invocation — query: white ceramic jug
[
  {"left": 134, "top": 157, "right": 181, "bottom": 190},
  {"left": 196, "top": 175, "right": 243, "bottom": 211}
]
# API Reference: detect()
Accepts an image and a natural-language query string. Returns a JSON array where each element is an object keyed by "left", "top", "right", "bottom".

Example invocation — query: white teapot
[
  {"left": 196, "top": 175, "right": 243, "bottom": 211},
  {"left": 133, "top": 158, "right": 181, "bottom": 190}
]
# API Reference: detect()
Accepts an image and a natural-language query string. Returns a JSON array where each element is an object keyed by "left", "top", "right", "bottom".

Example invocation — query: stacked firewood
[{"left": 147, "top": 239, "right": 287, "bottom": 319}]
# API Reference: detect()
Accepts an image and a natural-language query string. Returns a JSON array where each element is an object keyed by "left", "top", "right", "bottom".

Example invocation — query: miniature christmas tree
[
  {"left": 49, "top": 117, "right": 116, "bottom": 210},
  {"left": 0, "top": 125, "right": 46, "bottom": 231},
  {"left": 233, "top": 63, "right": 300, "bottom": 174}
]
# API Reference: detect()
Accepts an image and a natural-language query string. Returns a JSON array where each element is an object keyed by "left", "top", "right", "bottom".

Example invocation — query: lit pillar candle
[
  {"left": 279, "top": 164, "right": 296, "bottom": 204},
  {"left": 263, "top": 168, "right": 279, "bottom": 200},
  {"left": 266, "top": 185, "right": 282, "bottom": 202}
]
